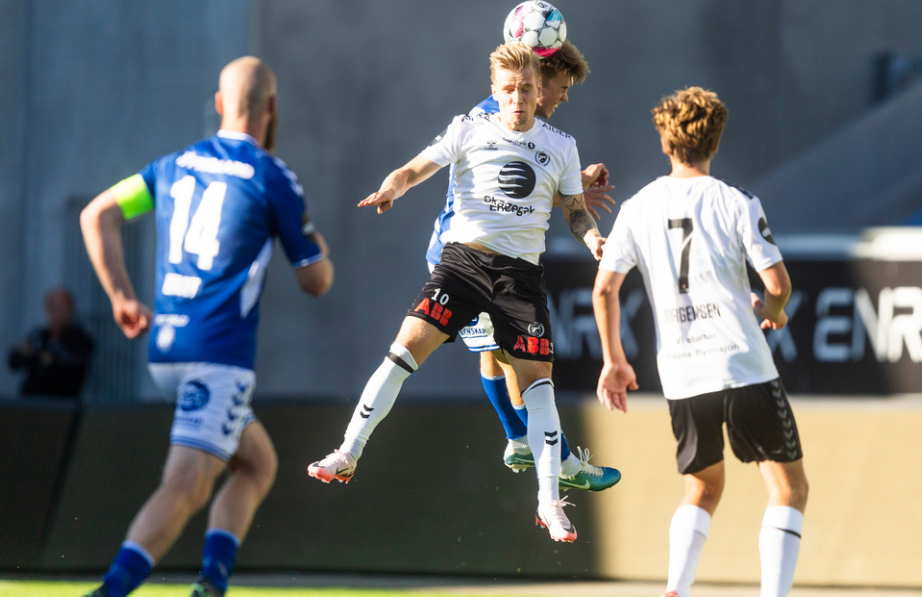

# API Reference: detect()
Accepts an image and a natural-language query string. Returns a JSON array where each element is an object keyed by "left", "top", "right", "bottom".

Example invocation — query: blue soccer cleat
[{"left": 559, "top": 447, "right": 622, "bottom": 492}]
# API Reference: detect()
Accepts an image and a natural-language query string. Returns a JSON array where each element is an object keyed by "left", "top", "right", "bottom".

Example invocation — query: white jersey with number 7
[{"left": 599, "top": 175, "right": 783, "bottom": 399}]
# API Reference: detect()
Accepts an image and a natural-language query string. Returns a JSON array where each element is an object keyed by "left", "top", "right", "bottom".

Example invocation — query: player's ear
[
  {"left": 267, "top": 94, "right": 277, "bottom": 114},
  {"left": 660, "top": 135, "right": 670, "bottom": 156},
  {"left": 215, "top": 90, "right": 224, "bottom": 116}
]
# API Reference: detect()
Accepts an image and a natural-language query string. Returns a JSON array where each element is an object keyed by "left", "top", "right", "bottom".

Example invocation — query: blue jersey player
[
  {"left": 80, "top": 57, "right": 333, "bottom": 597},
  {"left": 427, "top": 41, "right": 621, "bottom": 492}
]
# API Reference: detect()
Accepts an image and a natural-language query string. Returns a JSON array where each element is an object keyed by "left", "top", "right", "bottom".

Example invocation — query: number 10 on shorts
[{"left": 414, "top": 288, "right": 453, "bottom": 326}]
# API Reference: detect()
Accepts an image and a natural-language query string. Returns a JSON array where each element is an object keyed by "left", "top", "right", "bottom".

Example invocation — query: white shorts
[
  {"left": 458, "top": 312, "right": 501, "bottom": 352},
  {"left": 148, "top": 362, "right": 257, "bottom": 461},
  {"left": 428, "top": 260, "right": 499, "bottom": 353}
]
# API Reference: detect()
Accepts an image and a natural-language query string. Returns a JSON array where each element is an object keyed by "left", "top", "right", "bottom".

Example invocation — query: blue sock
[
  {"left": 102, "top": 542, "right": 153, "bottom": 597},
  {"left": 560, "top": 431, "right": 572, "bottom": 462},
  {"left": 201, "top": 529, "right": 239, "bottom": 591},
  {"left": 514, "top": 402, "right": 528, "bottom": 425},
  {"left": 482, "top": 374, "right": 528, "bottom": 440},
  {"left": 515, "top": 402, "right": 572, "bottom": 460}
]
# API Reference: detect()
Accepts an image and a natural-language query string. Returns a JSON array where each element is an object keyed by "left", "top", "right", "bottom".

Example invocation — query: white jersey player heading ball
[{"left": 309, "top": 42, "right": 604, "bottom": 543}]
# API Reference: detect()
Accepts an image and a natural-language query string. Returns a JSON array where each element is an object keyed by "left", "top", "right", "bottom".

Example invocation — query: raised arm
[
  {"left": 552, "top": 162, "right": 616, "bottom": 220},
  {"left": 592, "top": 268, "right": 637, "bottom": 412},
  {"left": 559, "top": 191, "right": 605, "bottom": 260},
  {"left": 80, "top": 188, "right": 152, "bottom": 339},
  {"left": 357, "top": 155, "right": 443, "bottom": 214},
  {"left": 751, "top": 261, "right": 792, "bottom": 330}
]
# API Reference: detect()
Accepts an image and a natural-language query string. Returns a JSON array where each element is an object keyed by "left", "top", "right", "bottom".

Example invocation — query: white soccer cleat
[
  {"left": 307, "top": 449, "right": 357, "bottom": 484},
  {"left": 535, "top": 496, "right": 577, "bottom": 543}
]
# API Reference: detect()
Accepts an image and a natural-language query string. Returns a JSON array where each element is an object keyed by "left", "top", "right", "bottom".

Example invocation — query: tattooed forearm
[{"left": 561, "top": 193, "right": 600, "bottom": 243}]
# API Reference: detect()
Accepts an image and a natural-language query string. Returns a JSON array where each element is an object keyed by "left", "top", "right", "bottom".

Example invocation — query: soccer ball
[{"left": 503, "top": 1, "right": 567, "bottom": 57}]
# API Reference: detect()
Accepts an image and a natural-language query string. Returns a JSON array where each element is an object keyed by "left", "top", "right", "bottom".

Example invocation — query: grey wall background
[{"left": 3, "top": 0, "right": 922, "bottom": 400}]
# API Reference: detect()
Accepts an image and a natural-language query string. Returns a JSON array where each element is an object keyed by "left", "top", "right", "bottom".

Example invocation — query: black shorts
[
  {"left": 407, "top": 243, "right": 554, "bottom": 362},
  {"left": 668, "top": 378, "right": 803, "bottom": 475}
]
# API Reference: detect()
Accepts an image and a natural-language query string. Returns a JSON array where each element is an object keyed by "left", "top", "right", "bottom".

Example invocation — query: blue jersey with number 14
[{"left": 139, "top": 130, "right": 322, "bottom": 369}]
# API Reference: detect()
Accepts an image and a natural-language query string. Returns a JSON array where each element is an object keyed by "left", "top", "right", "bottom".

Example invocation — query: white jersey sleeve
[
  {"left": 599, "top": 203, "right": 637, "bottom": 273},
  {"left": 421, "top": 115, "right": 466, "bottom": 168},
  {"left": 558, "top": 142, "right": 583, "bottom": 198},
  {"left": 737, "top": 192, "right": 782, "bottom": 271}
]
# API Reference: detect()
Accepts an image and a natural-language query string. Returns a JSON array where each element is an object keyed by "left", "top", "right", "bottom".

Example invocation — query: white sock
[
  {"left": 759, "top": 506, "right": 803, "bottom": 597},
  {"left": 340, "top": 343, "right": 417, "bottom": 458},
  {"left": 508, "top": 436, "right": 529, "bottom": 452},
  {"left": 560, "top": 452, "right": 581, "bottom": 477},
  {"left": 666, "top": 505, "right": 711, "bottom": 597},
  {"left": 521, "top": 378, "right": 560, "bottom": 504}
]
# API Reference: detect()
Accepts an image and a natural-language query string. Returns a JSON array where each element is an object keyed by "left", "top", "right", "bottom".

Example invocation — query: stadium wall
[
  {"left": 2, "top": 398, "right": 919, "bottom": 588},
  {"left": 4, "top": 1, "right": 922, "bottom": 401}
]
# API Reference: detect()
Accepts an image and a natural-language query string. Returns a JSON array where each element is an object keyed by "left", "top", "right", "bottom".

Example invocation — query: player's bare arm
[
  {"left": 751, "top": 261, "right": 792, "bottom": 330},
  {"left": 581, "top": 162, "right": 609, "bottom": 188},
  {"left": 591, "top": 269, "right": 637, "bottom": 412},
  {"left": 560, "top": 192, "right": 605, "bottom": 260},
  {"left": 551, "top": 163, "right": 616, "bottom": 220},
  {"left": 294, "top": 231, "right": 334, "bottom": 297},
  {"left": 80, "top": 188, "right": 152, "bottom": 339},
  {"left": 358, "top": 155, "right": 442, "bottom": 214}
]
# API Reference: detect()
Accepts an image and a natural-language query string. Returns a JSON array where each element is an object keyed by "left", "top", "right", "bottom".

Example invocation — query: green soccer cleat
[
  {"left": 559, "top": 446, "right": 622, "bottom": 492},
  {"left": 190, "top": 576, "right": 224, "bottom": 597},
  {"left": 503, "top": 442, "right": 535, "bottom": 472}
]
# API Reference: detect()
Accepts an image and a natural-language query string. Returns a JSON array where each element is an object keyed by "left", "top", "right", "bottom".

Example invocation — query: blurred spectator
[{"left": 7, "top": 288, "right": 94, "bottom": 399}]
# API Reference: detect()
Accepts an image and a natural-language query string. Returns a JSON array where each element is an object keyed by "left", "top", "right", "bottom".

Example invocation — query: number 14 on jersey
[{"left": 169, "top": 176, "right": 226, "bottom": 271}]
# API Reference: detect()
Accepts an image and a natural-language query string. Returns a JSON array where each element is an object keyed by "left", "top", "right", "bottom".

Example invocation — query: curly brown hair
[{"left": 652, "top": 87, "right": 728, "bottom": 165}]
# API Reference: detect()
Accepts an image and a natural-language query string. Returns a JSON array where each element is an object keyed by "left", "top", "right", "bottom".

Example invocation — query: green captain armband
[{"left": 111, "top": 174, "right": 154, "bottom": 220}]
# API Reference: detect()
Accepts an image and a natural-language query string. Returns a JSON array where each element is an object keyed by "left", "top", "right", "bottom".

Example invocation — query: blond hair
[
  {"left": 539, "top": 41, "right": 589, "bottom": 85},
  {"left": 490, "top": 41, "right": 541, "bottom": 84},
  {"left": 652, "top": 87, "right": 728, "bottom": 165}
]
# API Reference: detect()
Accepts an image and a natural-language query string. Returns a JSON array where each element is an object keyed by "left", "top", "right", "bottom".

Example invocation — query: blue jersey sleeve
[
  {"left": 139, "top": 159, "right": 160, "bottom": 202},
  {"left": 264, "top": 157, "right": 323, "bottom": 268}
]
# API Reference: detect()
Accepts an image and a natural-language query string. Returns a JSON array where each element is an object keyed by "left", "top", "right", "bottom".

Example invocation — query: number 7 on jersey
[{"left": 668, "top": 218, "right": 693, "bottom": 294}]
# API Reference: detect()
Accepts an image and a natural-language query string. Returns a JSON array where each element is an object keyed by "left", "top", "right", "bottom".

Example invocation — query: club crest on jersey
[
  {"left": 498, "top": 161, "right": 536, "bottom": 199},
  {"left": 178, "top": 380, "right": 210, "bottom": 411},
  {"left": 535, "top": 151, "right": 550, "bottom": 166},
  {"left": 485, "top": 140, "right": 498, "bottom": 150}
]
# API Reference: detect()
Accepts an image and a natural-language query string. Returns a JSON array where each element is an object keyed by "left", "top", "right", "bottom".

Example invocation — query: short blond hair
[
  {"left": 539, "top": 41, "right": 589, "bottom": 85},
  {"left": 652, "top": 87, "right": 728, "bottom": 165},
  {"left": 490, "top": 41, "right": 541, "bottom": 84}
]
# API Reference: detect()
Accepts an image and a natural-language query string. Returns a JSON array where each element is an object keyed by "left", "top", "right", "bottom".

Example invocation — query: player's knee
[
  {"left": 233, "top": 430, "right": 278, "bottom": 496},
  {"left": 779, "top": 468, "right": 809, "bottom": 507},
  {"left": 161, "top": 472, "right": 215, "bottom": 512}
]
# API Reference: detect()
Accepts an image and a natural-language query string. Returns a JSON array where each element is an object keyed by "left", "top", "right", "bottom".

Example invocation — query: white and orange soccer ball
[{"left": 503, "top": 1, "right": 568, "bottom": 57}]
